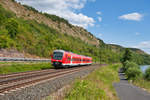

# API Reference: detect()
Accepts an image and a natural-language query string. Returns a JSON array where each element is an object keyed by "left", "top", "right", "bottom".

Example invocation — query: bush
[
  {"left": 125, "top": 67, "right": 142, "bottom": 80},
  {"left": 123, "top": 61, "right": 142, "bottom": 80},
  {"left": 0, "top": 13, "right": 6, "bottom": 25},
  {"left": 144, "top": 67, "right": 150, "bottom": 80},
  {"left": 123, "top": 61, "right": 140, "bottom": 72},
  {"left": 0, "top": 35, "right": 15, "bottom": 49}
]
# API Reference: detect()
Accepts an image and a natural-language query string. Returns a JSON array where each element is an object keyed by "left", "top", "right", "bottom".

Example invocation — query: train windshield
[{"left": 53, "top": 52, "right": 63, "bottom": 60}]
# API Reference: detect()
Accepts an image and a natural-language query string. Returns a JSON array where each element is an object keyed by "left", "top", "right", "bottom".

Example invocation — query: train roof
[
  {"left": 53, "top": 50, "right": 65, "bottom": 53},
  {"left": 53, "top": 50, "right": 92, "bottom": 58}
]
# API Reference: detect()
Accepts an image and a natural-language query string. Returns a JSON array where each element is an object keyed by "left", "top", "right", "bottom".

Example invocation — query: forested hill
[
  {"left": 0, "top": 0, "right": 100, "bottom": 46},
  {"left": 0, "top": 0, "right": 150, "bottom": 64}
]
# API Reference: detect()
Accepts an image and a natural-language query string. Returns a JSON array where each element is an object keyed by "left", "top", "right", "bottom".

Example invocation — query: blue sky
[
  {"left": 16, "top": 0, "right": 150, "bottom": 54},
  {"left": 84, "top": 0, "right": 150, "bottom": 53}
]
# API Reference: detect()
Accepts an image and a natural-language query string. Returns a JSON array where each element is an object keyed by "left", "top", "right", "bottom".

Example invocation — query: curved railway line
[{"left": 0, "top": 65, "right": 99, "bottom": 94}]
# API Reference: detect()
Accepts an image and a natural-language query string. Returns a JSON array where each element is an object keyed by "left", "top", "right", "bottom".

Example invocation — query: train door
[{"left": 71, "top": 56, "right": 72, "bottom": 65}]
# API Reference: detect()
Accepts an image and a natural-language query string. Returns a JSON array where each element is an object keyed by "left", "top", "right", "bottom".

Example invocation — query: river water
[{"left": 140, "top": 65, "right": 150, "bottom": 73}]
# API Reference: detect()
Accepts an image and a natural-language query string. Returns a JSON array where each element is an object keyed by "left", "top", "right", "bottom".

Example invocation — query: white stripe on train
[{"left": 62, "top": 63, "right": 92, "bottom": 66}]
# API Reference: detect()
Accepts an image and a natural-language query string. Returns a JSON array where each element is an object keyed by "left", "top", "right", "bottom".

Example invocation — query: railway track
[{"left": 0, "top": 65, "right": 98, "bottom": 94}]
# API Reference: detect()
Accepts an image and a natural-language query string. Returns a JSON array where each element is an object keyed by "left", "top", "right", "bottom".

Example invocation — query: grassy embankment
[
  {"left": 0, "top": 62, "right": 52, "bottom": 74},
  {"left": 133, "top": 79, "right": 150, "bottom": 92},
  {"left": 64, "top": 64, "right": 120, "bottom": 100}
]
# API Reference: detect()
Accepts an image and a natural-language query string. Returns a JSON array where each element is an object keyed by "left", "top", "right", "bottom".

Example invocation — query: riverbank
[
  {"left": 64, "top": 64, "right": 120, "bottom": 100},
  {"left": 140, "top": 65, "right": 150, "bottom": 73},
  {"left": 130, "top": 65, "right": 150, "bottom": 93}
]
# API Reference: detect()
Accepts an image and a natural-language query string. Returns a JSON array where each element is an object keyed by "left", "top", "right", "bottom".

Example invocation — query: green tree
[
  {"left": 144, "top": 67, "right": 150, "bottom": 80},
  {"left": 122, "top": 48, "right": 132, "bottom": 65},
  {"left": 123, "top": 61, "right": 140, "bottom": 72},
  {"left": 125, "top": 67, "right": 142, "bottom": 80},
  {"left": 6, "top": 18, "right": 19, "bottom": 38}
]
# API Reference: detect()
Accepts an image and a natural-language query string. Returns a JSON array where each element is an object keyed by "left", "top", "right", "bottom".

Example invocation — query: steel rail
[{"left": 0, "top": 65, "right": 93, "bottom": 93}]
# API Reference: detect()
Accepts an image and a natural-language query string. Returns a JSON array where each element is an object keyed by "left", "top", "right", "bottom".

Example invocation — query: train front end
[{"left": 51, "top": 50, "right": 64, "bottom": 68}]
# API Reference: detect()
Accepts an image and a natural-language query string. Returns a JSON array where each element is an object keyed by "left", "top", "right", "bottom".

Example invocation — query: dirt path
[{"left": 114, "top": 69, "right": 150, "bottom": 100}]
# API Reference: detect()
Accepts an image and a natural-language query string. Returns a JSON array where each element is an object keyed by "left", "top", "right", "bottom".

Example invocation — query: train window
[{"left": 53, "top": 52, "right": 63, "bottom": 60}]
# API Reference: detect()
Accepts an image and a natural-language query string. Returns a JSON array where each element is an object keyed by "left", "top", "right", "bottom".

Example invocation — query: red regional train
[{"left": 51, "top": 50, "right": 92, "bottom": 68}]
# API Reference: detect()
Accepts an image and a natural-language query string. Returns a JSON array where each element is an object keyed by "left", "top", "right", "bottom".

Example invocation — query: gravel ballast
[{"left": 0, "top": 65, "right": 100, "bottom": 100}]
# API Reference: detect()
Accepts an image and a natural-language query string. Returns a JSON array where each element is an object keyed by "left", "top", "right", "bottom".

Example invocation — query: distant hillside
[
  {"left": 0, "top": 0, "right": 150, "bottom": 64},
  {"left": 109, "top": 44, "right": 146, "bottom": 55},
  {"left": 108, "top": 44, "right": 124, "bottom": 52},
  {"left": 108, "top": 44, "right": 150, "bottom": 64},
  {"left": 128, "top": 48, "right": 145, "bottom": 54}
]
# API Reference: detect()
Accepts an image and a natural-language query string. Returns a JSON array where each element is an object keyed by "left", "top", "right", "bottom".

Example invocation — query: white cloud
[
  {"left": 96, "top": 11, "right": 102, "bottom": 15},
  {"left": 134, "top": 41, "right": 150, "bottom": 49},
  {"left": 96, "top": 33, "right": 102, "bottom": 37},
  {"left": 119, "top": 12, "right": 143, "bottom": 21},
  {"left": 135, "top": 32, "right": 140, "bottom": 36},
  {"left": 96, "top": 24, "right": 100, "bottom": 27},
  {"left": 98, "top": 17, "right": 102, "bottom": 22},
  {"left": 15, "top": 0, "right": 95, "bottom": 28},
  {"left": 132, "top": 41, "right": 150, "bottom": 54},
  {"left": 110, "top": 42, "right": 117, "bottom": 45},
  {"left": 89, "top": 0, "right": 96, "bottom": 2},
  {"left": 98, "top": 33, "right": 102, "bottom": 37}
]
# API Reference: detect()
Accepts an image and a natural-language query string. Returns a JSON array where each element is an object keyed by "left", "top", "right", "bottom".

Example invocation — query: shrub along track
[{"left": 0, "top": 64, "right": 101, "bottom": 94}]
